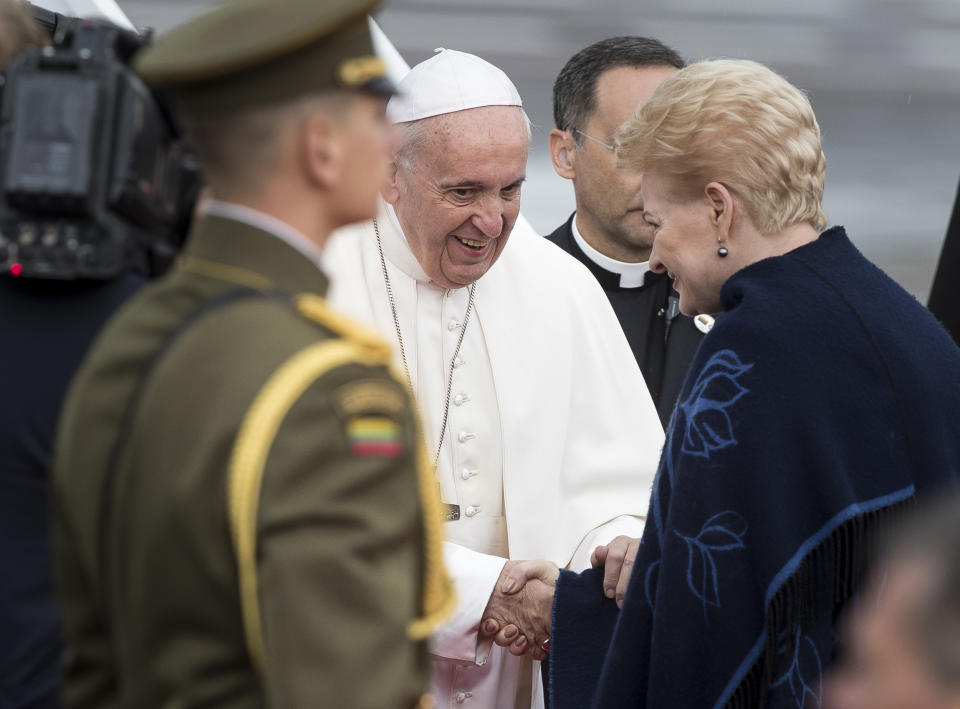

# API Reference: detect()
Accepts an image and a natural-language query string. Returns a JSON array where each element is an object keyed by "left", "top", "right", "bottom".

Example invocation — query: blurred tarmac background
[{"left": 112, "top": 1, "right": 960, "bottom": 299}]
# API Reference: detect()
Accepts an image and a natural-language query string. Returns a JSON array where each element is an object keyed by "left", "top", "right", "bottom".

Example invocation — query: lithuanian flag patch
[{"left": 346, "top": 416, "right": 406, "bottom": 457}]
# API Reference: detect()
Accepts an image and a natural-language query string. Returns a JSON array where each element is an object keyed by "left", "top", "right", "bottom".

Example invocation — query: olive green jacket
[{"left": 51, "top": 216, "right": 452, "bottom": 708}]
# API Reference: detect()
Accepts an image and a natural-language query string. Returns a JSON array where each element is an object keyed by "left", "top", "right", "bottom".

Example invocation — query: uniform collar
[
  {"left": 571, "top": 212, "right": 650, "bottom": 289},
  {"left": 181, "top": 213, "right": 329, "bottom": 297},
  {"left": 201, "top": 199, "right": 325, "bottom": 267}
]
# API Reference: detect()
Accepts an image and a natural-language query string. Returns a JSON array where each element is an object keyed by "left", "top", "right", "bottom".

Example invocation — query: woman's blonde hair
[{"left": 616, "top": 58, "right": 827, "bottom": 233}]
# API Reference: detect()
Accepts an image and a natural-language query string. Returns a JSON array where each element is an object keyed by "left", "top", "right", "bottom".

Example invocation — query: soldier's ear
[
  {"left": 550, "top": 128, "right": 576, "bottom": 180},
  {"left": 301, "top": 115, "right": 340, "bottom": 189}
]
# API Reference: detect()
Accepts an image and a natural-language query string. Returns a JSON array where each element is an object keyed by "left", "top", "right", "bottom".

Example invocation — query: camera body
[{"left": 0, "top": 8, "right": 199, "bottom": 280}]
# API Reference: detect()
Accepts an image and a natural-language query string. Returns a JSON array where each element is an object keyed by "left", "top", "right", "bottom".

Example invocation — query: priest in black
[
  {"left": 546, "top": 216, "right": 702, "bottom": 426},
  {"left": 547, "top": 36, "right": 701, "bottom": 425}
]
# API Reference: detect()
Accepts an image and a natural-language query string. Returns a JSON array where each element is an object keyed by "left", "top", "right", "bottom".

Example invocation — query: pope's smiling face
[{"left": 384, "top": 105, "right": 529, "bottom": 289}]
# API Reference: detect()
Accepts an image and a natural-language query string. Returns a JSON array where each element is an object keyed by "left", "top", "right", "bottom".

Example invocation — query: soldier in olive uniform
[{"left": 50, "top": 1, "right": 453, "bottom": 707}]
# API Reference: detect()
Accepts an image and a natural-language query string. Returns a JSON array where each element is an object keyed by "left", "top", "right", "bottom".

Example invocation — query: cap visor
[{"left": 361, "top": 75, "right": 398, "bottom": 97}]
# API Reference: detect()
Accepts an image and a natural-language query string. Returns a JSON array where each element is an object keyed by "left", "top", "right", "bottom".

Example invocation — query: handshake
[{"left": 479, "top": 535, "right": 640, "bottom": 661}]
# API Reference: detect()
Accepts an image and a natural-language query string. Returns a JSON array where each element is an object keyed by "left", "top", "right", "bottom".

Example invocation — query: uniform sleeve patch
[
  {"left": 334, "top": 379, "right": 407, "bottom": 419},
  {"left": 346, "top": 416, "right": 406, "bottom": 457}
]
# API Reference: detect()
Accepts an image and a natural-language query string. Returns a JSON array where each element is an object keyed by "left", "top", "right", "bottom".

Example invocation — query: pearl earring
[{"left": 718, "top": 246, "right": 729, "bottom": 258}]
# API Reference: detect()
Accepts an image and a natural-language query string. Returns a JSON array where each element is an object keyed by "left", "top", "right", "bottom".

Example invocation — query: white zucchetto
[{"left": 386, "top": 48, "right": 523, "bottom": 124}]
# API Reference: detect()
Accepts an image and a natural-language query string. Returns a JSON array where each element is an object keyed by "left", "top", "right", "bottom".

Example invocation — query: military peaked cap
[{"left": 134, "top": 0, "right": 394, "bottom": 114}]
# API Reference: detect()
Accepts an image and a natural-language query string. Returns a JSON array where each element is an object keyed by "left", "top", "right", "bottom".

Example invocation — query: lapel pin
[{"left": 694, "top": 314, "right": 715, "bottom": 334}]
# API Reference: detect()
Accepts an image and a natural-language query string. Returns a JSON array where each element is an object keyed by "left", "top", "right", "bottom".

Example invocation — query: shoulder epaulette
[{"left": 295, "top": 293, "right": 392, "bottom": 357}]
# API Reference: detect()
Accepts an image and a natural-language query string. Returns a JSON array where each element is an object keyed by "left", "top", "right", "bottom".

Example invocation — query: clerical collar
[
  {"left": 378, "top": 200, "right": 434, "bottom": 284},
  {"left": 384, "top": 201, "right": 407, "bottom": 245},
  {"left": 571, "top": 213, "right": 649, "bottom": 289},
  {"left": 202, "top": 199, "right": 324, "bottom": 267}
]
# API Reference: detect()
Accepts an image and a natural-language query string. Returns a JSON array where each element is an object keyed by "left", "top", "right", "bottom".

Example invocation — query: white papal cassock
[{"left": 324, "top": 202, "right": 665, "bottom": 708}]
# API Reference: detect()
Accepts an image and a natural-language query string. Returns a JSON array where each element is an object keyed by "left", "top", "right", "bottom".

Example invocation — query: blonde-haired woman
[{"left": 547, "top": 59, "right": 960, "bottom": 709}]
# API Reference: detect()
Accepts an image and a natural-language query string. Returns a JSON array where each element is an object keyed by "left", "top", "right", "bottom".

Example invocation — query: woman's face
[{"left": 642, "top": 173, "right": 735, "bottom": 316}]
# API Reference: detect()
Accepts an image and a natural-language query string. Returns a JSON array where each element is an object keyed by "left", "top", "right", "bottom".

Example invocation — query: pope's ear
[
  {"left": 549, "top": 128, "right": 576, "bottom": 180},
  {"left": 381, "top": 159, "right": 401, "bottom": 204},
  {"left": 300, "top": 115, "right": 340, "bottom": 189}
]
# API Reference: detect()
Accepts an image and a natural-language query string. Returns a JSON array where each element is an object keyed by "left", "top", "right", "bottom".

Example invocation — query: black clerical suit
[{"left": 546, "top": 214, "right": 703, "bottom": 426}]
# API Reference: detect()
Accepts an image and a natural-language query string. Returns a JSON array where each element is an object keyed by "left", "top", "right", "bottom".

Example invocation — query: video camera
[{"left": 0, "top": 5, "right": 200, "bottom": 280}]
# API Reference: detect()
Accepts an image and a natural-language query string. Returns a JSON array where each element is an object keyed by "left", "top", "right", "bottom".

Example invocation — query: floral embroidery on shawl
[
  {"left": 676, "top": 511, "right": 749, "bottom": 618},
  {"left": 770, "top": 626, "right": 824, "bottom": 709},
  {"left": 680, "top": 349, "right": 754, "bottom": 459}
]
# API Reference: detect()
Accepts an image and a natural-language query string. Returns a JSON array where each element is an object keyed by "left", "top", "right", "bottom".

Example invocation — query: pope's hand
[
  {"left": 479, "top": 559, "right": 559, "bottom": 661},
  {"left": 591, "top": 535, "right": 641, "bottom": 608}
]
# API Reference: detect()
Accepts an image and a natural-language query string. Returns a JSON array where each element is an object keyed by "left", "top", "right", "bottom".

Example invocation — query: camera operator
[{"left": 0, "top": 2, "right": 149, "bottom": 706}]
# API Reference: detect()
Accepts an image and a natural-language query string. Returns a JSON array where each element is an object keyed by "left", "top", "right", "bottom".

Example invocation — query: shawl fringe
[{"left": 723, "top": 497, "right": 914, "bottom": 709}]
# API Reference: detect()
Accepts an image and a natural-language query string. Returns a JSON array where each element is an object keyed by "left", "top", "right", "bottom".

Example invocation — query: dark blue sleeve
[{"left": 550, "top": 568, "right": 621, "bottom": 709}]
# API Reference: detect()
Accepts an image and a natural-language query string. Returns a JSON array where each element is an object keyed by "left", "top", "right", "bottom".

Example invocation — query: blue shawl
[{"left": 550, "top": 227, "right": 960, "bottom": 709}]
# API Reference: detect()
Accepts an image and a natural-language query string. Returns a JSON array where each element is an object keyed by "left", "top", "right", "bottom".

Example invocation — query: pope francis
[{"left": 325, "top": 49, "right": 664, "bottom": 708}]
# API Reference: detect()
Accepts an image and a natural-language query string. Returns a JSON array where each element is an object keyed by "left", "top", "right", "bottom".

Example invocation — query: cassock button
[
  {"left": 464, "top": 506, "right": 481, "bottom": 517},
  {"left": 454, "top": 393, "right": 469, "bottom": 406},
  {"left": 458, "top": 431, "right": 476, "bottom": 443},
  {"left": 448, "top": 319, "right": 461, "bottom": 331},
  {"left": 461, "top": 468, "right": 477, "bottom": 480},
  {"left": 453, "top": 356, "right": 465, "bottom": 368}
]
